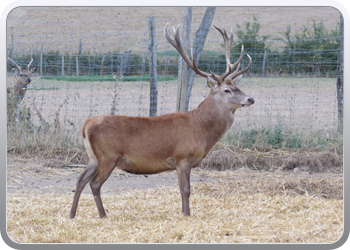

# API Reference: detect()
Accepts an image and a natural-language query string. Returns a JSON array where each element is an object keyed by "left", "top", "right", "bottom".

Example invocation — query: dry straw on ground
[
  {"left": 201, "top": 143, "right": 343, "bottom": 172},
  {"left": 7, "top": 172, "right": 343, "bottom": 244}
]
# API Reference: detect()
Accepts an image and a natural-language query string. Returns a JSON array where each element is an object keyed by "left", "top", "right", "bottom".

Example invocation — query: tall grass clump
[
  {"left": 7, "top": 99, "right": 84, "bottom": 161},
  {"left": 223, "top": 122, "right": 342, "bottom": 150}
]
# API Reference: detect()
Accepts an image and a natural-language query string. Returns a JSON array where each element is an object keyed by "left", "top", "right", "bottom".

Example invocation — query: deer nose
[
  {"left": 248, "top": 98, "right": 255, "bottom": 104},
  {"left": 26, "top": 78, "right": 31, "bottom": 84}
]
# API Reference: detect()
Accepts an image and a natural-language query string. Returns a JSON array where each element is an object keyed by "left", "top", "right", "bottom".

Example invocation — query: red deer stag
[
  {"left": 69, "top": 23, "right": 254, "bottom": 219},
  {"left": 7, "top": 57, "right": 37, "bottom": 103}
]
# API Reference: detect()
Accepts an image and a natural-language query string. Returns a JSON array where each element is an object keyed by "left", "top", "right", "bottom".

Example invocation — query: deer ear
[
  {"left": 30, "top": 66, "right": 38, "bottom": 73},
  {"left": 12, "top": 66, "right": 19, "bottom": 74},
  {"left": 207, "top": 76, "right": 219, "bottom": 90},
  {"left": 231, "top": 74, "right": 242, "bottom": 86}
]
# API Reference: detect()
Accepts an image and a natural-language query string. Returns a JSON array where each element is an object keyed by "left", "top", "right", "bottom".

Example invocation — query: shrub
[{"left": 281, "top": 20, "right": 340, "bottom": 76}]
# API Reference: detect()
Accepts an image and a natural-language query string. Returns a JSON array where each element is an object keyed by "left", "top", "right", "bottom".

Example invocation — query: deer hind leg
[
  {"left": 176, "top": 160, "right": 192, "bottom": 216},
  {"left": 69, "top": 160, "right": 98, "bottom": 219},
  {"left": 89, "top": 156, "right": 120, "bottom": 218}
]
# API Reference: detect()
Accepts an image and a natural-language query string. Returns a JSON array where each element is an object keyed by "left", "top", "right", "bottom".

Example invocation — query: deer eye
[{"left": 224, "top": 89, "right": 231, "bottom": 94}]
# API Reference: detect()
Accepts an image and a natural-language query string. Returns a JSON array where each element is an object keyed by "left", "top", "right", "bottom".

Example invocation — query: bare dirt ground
[
  {"left": 7, "top": 154, "right": 217, "bottom": 195},
  {"left": 7, "top": 154, "right": 343, "bottom": 200}
]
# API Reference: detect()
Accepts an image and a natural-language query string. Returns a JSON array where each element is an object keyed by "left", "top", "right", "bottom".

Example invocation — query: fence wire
[{"left": 6, "top": 7, "right": 341, "bottom": 149}]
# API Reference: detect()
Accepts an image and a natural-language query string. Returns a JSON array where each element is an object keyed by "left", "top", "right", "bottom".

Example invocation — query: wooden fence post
[
  {"left": 120, "top": 49, "right": 131, "bottom": 76},
  {"left": 100, "top": 55, "right": 105, "bottom": 76},
  {"left": 61, "top": 55, "right": 65, "bottom": 76},
  {"left": 148, "top": 16, "right": 158, "bottom": 117},
  {"left": 110, "top": 54, "right": 114, "bottom": 74},
  {"left": 40, "top": 44, "right": 43, "bottom": 75},
  {"left": 262, "top": 51, "right": 267, "bottom": 77},
  {"left": 76, "top": 56, "right": 79, "bottom": 76}
]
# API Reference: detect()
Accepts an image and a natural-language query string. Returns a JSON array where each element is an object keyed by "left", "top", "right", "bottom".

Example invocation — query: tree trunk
[
  {"left": 177, "top": 7, "right": 192, "bottom": 112},
  {"left": 185, "top": 7, "right": 216, "bottom": 111},
  {"left": 337, "top": 14, "right": 343, "bottom": 132}
]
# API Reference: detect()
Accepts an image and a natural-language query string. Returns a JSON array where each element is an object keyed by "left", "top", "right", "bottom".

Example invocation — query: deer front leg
[
  {"left": 176, "top": 161, "right": 192, "bottom": 216},
  {"left": 70, "top": 162, "right": 98, "bottom": 219}
]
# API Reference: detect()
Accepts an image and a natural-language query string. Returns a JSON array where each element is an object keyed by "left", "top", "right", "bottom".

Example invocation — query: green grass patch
[
  {"left": 41, "top": 74, "right": 177, "bottom": 82},
  {"left": 222, "top": 124, "right": 342, "bottom": 150}
]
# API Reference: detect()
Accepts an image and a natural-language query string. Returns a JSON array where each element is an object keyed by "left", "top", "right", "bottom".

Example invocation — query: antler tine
[
  {"left": 228, "top": 54, "right": 252, "bottom": 80},
  {"left": 232, "top": 45, "right": 245, "bottom": 70},
  {"left": 164, "top": 23, "right": 211, "bottom": 79},
  {"left": 213, "top": 25, "right": 233, "bottom": 63},
  {"left": 212, "top": 25, "right": 237, "bottom": 81},
  {"left": 8, "top": 57, "right": 21, "bottom": 70},
  {"left": 163, "top": 22, "right": 177, "bottom": 48},
  {"left": 27, "top": 57, "right": 34, "bottom": 69},
  {"left": 232, "top": 62, "right": 241, "bottom": 75}
]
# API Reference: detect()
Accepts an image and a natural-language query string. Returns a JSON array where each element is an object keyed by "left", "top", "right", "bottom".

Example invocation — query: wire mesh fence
[{"left": 6, "top": 7, "right": 342, "bottom": 150}]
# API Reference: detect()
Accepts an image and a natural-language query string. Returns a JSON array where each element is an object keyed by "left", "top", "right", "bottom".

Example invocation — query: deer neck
[{"left": 191, "top": 93, "right": 236, "bottom": 151}]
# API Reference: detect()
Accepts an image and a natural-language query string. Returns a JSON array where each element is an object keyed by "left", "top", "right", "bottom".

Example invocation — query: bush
[{"left": 280, "top": 20, "right": 340, "bottom": 76}]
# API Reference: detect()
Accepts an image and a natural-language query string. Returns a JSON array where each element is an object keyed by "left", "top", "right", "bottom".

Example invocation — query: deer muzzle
[
  {"left": 241, "top": 97, "right": 255, "bottom": 107},
  {"left": 247, "top": 98, "right": 255, "bottom": 104}
]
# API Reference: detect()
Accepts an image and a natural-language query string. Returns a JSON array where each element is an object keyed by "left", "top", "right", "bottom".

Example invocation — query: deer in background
[
  {"left": 7, "top": 57, "right": 37, "bottom": 123},
  {"left": 69, "top": 23, "right": 254, "bottom": 219},
  {"left": 7, "top": 57, "right": 37, "bottom": 104}
]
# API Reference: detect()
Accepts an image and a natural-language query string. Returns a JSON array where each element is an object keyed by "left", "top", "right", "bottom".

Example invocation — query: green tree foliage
[
  {"left": 232, "top": 16, "right": 269, "bottom": 75},
  {"left": 232, "top": 16, "right": 269, "bottom": 55}
]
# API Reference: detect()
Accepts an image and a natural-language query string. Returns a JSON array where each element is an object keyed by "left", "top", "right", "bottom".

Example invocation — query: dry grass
[
  {"left": 7, "top": 173, "right": 343, "bottom": 244},
  {"left": 7, "top": 143, "right": 343, "bottom": 175},
  {"left": 7, "top": 7, "right": 340, "bottom": 53}
]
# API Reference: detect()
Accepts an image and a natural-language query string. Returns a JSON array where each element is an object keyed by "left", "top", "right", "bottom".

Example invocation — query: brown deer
[
  {"left": 69, "top": 23, "right": 254, "bottom": 219},
  {"left": 7, "top": 57, "right": 37, "bottom": 103}
]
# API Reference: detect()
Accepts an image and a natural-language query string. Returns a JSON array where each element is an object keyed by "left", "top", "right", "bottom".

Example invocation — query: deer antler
[
  {"left": 164, "top": 23, "right": 252, "bottom": 85},
  {"left": 210, "top": 25, "right": 236, "bottom": 82},
  {"left": 212, "top": 26, "right": 251, "bottom": 82},
  {"left": 227, "top": 53, "right": 252, "bottom": 80},
  {"left": 164, "top": 23, "right": 211, "bottom": 79},
  {"left": 8, "top": 57, "right": 21, "bottom": 70},
  {"left": 27, "top": 57, "right": 34, "bottom": 69}
]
